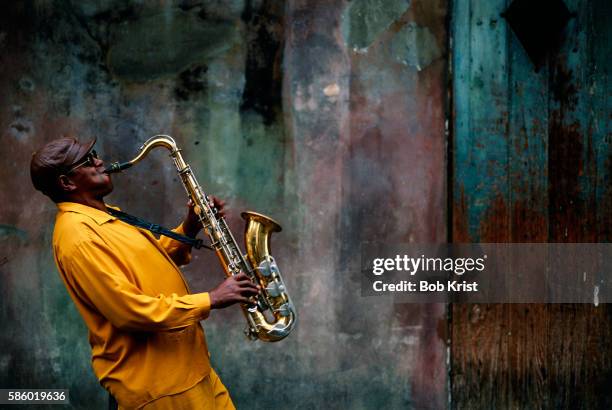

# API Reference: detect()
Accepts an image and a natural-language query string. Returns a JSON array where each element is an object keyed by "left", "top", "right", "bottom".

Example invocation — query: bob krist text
[{"left": 370, "top": 254, "right": 484, "bottom": 294}]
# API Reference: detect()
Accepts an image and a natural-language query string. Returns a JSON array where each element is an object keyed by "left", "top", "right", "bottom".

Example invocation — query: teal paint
[
  {"left": 547, "top": 0, "right": 611, "bottom": 242},
  {"left": 452, "top": 0, "right": 610, "bottom": 241},
  {"left": 108, "top": 11, "right": 238, "bottom": 82},
  {"left": 506, "top": 24, "right": 548, "bottom": 231},
  {"left": 452, "top": 0, "right": 511, "bottom": 240},
  {"left": 341, "top": 0, "right": 410, "bottom": 50},
  {"left": 390, "top": 23, "right": 442, "bottom": 70},
  {"left": 592, "top": 0, "right": 612, "bottom": 233},
  {"left": 0, "top": 225, "right": 28, "bottom": 242}
]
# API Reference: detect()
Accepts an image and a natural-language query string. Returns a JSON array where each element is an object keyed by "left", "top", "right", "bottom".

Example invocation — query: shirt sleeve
[
  {"left": 59, "top": 230, "right": 211, "bottom": 332},
  {"left": 157, "top": 223, "right": 193, "bottom": 266}
]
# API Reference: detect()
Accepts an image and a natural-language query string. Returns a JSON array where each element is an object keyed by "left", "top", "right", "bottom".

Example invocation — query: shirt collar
[{"left": 57, "top": 202, "right": 118, "bottom": 225}]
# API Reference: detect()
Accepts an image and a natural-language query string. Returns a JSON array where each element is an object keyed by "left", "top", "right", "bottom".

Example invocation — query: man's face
[{"left": 65, "top": 152, "right": 113, "bottom": 198}]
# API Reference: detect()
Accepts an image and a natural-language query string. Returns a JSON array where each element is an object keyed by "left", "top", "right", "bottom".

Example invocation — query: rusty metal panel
[{"left": 451, "top": 0, "right": 612, "bottom": 408}]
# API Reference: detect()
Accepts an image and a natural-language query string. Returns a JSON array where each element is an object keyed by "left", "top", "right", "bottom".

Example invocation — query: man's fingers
[
  {"left": 226, "top": 274, "right": 258, "bottom": 294},
  {"left": 211, "top": 196, "right": 226, "bottom": 217},
  {"left": 234, "top": 277, "right": 257, "bottom": 286},
  {"left": 235, "top": 279, "right": 259, "bottom": 291},
  {"left": 236, "top": 285, "right": 260, "bottom": 297},
  {"left": 240, "top": 285, "right": 260, "bottom": 295},
  {"left": 233, "top": 272, "right": 249, "bottom": 281},
  {"left": 212, "top": 196, "right": 225, "bottom": 206}
]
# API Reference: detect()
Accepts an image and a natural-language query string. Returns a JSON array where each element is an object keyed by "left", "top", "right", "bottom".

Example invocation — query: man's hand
[
  {"left": 209, "top": 272, "right": 260, "bottom": 309},
  {"left": 183, "top": 196, "right": 226, "bottom": 238}
]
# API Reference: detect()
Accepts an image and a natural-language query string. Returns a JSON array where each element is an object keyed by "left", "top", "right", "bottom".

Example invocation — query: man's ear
[{"left": 58, "top": 175, "right": 77, "bottom": 194}]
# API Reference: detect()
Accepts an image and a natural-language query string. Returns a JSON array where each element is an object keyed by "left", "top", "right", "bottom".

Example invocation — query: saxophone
[{"left": 104, "top": 135, "right": 296, "bottom": 342}]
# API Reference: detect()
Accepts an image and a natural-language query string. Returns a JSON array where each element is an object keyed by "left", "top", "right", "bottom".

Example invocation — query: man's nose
[{"left": 94, "top": 157, "right": 104, "bottom": 166}]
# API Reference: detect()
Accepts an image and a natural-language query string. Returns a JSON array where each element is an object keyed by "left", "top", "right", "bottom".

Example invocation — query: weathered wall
[
  {"left": 0, "top": 1, "right": 447, "bottom": 409},
  {"left": 451, "top": 0, "right": 612, "bottom": 408}
]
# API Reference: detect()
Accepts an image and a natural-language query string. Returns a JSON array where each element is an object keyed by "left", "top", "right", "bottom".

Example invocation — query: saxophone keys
[
  {"left": 256, "top": 266, "right": 272, "bottom": 277},
  {"left": 276, "top": 303, "right": 293, "bottom": 317},
  {"left": 265, "top": 281, "right": 285, "bottom": 297},
  {"left": 256, "top": 257, "right": 278, "bottom": 277}
]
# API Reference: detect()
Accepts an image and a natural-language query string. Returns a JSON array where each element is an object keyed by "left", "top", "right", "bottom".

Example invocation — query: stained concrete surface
[{"left": 0, "top": 1, "right": 447, "bottom": 408}]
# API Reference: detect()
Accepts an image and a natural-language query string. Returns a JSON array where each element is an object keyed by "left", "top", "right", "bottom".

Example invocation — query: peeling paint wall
[{"left": 0, "top": 1, "right": 447, "bottom": 409}]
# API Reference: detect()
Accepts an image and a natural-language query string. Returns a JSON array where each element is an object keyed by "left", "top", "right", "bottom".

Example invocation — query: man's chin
[{"left": 101, "top": 181, "right": 114, "bottom": 197}]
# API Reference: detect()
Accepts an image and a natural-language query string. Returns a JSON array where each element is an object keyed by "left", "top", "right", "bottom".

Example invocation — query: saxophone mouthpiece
[{"left": 104, "top": 162, "right": 133, "bottom": 174}]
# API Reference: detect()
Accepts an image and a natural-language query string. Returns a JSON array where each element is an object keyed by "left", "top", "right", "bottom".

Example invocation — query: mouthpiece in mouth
[{"left": 104, "top": 162, "right": 133, "bottom": 174}]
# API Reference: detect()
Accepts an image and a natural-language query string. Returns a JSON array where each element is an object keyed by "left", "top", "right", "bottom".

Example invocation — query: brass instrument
[{"left": 104, "top": 135, "right": 296, "bottom": 342}]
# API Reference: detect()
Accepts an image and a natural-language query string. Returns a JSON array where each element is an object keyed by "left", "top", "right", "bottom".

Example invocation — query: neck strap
[{"left": 107, "top": 208, "right": 212, "bottom": 251}]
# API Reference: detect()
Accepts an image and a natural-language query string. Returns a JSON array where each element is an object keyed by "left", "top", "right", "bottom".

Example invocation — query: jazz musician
[{"left": 30, "top": 136, "right": 259, "bottom": 409}]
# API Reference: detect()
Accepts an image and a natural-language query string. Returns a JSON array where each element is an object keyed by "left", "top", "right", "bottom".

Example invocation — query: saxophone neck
[{"left": 103, "top": 135, "right": 180, "bottom": 174}]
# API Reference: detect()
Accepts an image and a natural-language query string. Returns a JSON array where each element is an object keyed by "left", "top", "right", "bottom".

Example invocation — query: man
[{"left": 30, "top": 136, "right": 259, "bottom": 409}]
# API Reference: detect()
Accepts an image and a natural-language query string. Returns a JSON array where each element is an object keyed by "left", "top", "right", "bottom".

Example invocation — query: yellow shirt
[{"left": 52, "top": 202, "right": 212, "bottom": 409}]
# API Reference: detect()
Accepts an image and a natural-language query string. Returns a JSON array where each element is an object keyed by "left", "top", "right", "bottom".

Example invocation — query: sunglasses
[{"left": 66, "top": 150, "right": 98, "bottom": 174}]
